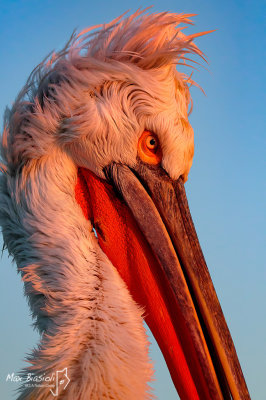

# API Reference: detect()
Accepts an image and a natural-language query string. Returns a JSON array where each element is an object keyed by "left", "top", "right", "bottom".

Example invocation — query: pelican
[{"left": 0, "top": 10, "right": 250, "bottom": 400}]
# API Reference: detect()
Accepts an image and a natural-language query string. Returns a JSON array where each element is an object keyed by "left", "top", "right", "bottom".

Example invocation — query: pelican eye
[
  {"left": 138, "top": 130, "right": 162, "bottom": 165},
  {"left": 146, "top": 136, "right": 158, "bottom": 151}
]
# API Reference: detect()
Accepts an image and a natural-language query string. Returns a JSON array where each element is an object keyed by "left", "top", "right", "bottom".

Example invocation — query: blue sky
[{"left": 0, "top": 1, "right": 265, "bottom": 399}]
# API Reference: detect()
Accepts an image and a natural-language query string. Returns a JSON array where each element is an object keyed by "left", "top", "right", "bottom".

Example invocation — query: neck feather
[{"left": 0, "top": 149, "right": 153, "bottom": 399}]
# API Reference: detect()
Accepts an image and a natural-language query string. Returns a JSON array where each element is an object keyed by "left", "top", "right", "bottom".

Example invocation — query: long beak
[
  {"left": 75, "top": 162, "right": 250, "bottom": 400},
  {"left": 105, "top": 161, "right": 250, "bottom": 400}
]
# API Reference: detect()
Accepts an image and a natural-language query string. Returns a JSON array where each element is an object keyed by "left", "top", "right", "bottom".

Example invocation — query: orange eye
[
  {"left": 146, "top": 135, "right": 158, "bottom": 150},
  {"left": 138, "top": 130, "right": 162, "bottom": 165}
]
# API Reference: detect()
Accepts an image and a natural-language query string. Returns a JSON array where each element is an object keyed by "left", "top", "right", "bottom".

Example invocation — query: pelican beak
[{"left": 75, "top": 161, "right": 250, "bottom": 400}]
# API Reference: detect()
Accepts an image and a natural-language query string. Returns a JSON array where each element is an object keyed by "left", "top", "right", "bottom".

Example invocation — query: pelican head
[{"left": 0, "top": 10, "right": 250, "bottom": 400}]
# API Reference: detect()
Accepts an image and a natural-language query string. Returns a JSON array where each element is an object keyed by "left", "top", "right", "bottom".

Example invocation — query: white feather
[
  {"left": 0, "top": 9, "right": 206, "bottom": 399},
  {"left": 1, "top": 149, "right": 153, "bottom": 399}
]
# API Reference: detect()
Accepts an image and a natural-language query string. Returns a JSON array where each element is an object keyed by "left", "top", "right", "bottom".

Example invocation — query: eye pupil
[
  {"left": 138, "top": 130, "right": 162, "bottom": 165},
  {"left": 146, "top": 135, "right": 158, "bottom": 150}
]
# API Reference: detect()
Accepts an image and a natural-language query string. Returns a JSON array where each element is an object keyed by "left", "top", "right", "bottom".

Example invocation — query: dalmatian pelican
[{"left": 0, "top": 9, "right": 250, "bottom": 400}]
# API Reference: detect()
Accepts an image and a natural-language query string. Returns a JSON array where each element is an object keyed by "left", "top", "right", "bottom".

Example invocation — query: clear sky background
[{"left": 0, "top": 1, "right": 265, "bottom": 399}]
